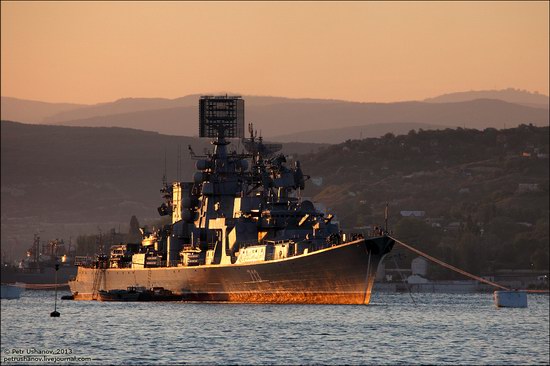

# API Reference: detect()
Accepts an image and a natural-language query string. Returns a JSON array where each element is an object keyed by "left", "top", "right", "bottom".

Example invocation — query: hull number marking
[{"left": 247, "top": 269, "right": 262, "bottom": 282}]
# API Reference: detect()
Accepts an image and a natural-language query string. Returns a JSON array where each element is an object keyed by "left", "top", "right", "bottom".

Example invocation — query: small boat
[
  {"left": 138, "top": 287, "right": 181, "bottom": 301},
  {"left": 98, "top": 286, "right": 143, "bottom": 302},
  {"left": 98, "top": 286, "right": 180, "bottom": 302},
  {"left": 1, "top": 283, "right": 23, "bottom": 299}
]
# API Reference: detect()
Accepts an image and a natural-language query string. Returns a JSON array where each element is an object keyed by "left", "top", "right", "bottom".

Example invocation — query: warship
[
  {"left": 69, "top": 96, "right": 394, "bottom": 304},
  {"left": 1, "top": 235, "right": 76, "bottom": 287}
]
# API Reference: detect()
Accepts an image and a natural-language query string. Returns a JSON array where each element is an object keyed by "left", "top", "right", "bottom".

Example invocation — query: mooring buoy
[
  {"left": 494, "top": 290, "right": 528, "bottom": 308},
  {"left": 51, "top": 264, "right": 60, "bottom": 317}
]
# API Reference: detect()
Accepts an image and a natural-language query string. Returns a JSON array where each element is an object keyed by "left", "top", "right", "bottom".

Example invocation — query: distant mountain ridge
[
  {"left": 424, "top": 88, "right": 549, "bottom": 109},
  {"left": 1, "top": 90, "right": 548, "bottom": 143},
  {"left": 1, "top": 94, "right": 352, "bottom": 124},
  {"left": 52, "top": 99, "right": 550, "bottom": 142},
  {"left": 43, "top": 96, "right": 197, "bottom": 123},
  {"left": 0, "top": 96, "right": 86, "bottom": 124},
  {"left": 45, "top": 95, "right": 353, "bottom": 123}
]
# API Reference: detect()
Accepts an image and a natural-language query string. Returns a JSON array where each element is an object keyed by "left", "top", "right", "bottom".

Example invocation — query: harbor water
[{"left": 1, "top": 290, "right": 549, "bottom": 365}]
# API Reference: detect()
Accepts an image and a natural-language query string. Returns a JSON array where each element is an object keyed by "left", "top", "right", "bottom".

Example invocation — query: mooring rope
[
  {"left": 389, "top": 236, "right": 511, "bottom": 291},
  {"left": 390, "top": 236, "right": 550, "bottom": 293},
  {"left": 391, "top": 254, "right": 416, "bottom": 305}
]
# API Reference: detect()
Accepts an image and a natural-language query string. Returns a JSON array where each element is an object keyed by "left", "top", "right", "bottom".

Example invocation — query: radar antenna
[{"left": 199, "top": 95, "right": 245, "bottom": 139}]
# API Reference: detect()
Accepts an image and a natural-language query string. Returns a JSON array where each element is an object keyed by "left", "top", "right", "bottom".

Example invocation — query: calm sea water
[{"left": 1, "top": 290, "right": 548, "bottom": 365}]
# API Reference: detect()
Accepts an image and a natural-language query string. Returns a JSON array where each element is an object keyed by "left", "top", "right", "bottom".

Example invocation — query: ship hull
[
  {"left": 69, "top": 236, "right": 394, "bottom": 304},
  {"left": 1, "top": 266, "right": 76, "bottom": 287}
]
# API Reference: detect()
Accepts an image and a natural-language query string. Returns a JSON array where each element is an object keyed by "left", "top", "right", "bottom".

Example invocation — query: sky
[{"left": 1, "top": 1, "right": 548, "bottom": 104}]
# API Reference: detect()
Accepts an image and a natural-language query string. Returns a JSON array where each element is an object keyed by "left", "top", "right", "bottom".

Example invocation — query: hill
[
  {"left": 0, "top": 96, "right": 86, "bottom": 124},
  {"left": 54, "top": 99, "right": 549, "bottom": 141},
  {"left": 0, "top": 94, "right": 347, "bottom": 125},
  {"left": 0, "top": 121, "right": 324, "bottom": 255},
  {"left": 424, "top": 88, "right": 549, "bottom": 109},
  {"left": 2, "top": 121, "right": 548, "bottom": 274},
  {"left": 43, "top": 96, "right": 196, "bottom": 123},
  {"left": 300, "top": 124, "right": 549, "bottom": 274},
  {"left": 42, "top": 94, "right": 348, "bottom": 124},
  {"left": 272, "top": 122, "right": 447, "bottom": 143},
  {"left": 1, "top": 121, "right": 549, "bottom": 277},
  {"left": 2, "top": 94, "right": 548, "bottom": 144}
]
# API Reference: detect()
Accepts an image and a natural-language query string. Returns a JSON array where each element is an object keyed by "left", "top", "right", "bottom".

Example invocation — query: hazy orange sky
[{"left": 1, "top": 1, "right": 548, "bottom": 104}]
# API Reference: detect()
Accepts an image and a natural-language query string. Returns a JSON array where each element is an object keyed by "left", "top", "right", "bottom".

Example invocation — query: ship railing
[
  {"left": 74, "top": 256, "right": 93, "bottom": 267},
  {"left": 264, "top": 239, "right": 294, "bottom": 245},
  {"left": 16, "top": 267, "right": 44, "bottom": 274},
  {"left": 344, "top": 233, "right": 365, "bottom": 242},
  {"left": 164, "top": 260, "right": 188, "bottom": 267}
]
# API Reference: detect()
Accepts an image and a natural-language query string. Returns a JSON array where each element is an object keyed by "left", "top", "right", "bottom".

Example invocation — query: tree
[
  {"left": 394, "top": 217, "right": 440, "bottom": 253},
  {"left": 393, "top": 217, "right": 442, "bottom": 274},
  {"left": 76, "top": 234, "right": 98, "bottom": 256},
  {"left": 128, "top": 215, "right": 142, "bottom": 243},
  {"left": 457, "top": 232, "right": 480, "bottom": 274}
]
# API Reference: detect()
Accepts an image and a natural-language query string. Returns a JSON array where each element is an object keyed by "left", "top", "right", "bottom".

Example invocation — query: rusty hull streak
[{"left": 74, "top": 291, "right": 373, "bottom": 304}]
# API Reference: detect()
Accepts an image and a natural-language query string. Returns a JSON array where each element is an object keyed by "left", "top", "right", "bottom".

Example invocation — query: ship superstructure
[
  {"left": 1, "top": 235, "right": 76, "bottom": 285},
  {"left": 69, "top": 96, "right": 394, "bottom": 304}
]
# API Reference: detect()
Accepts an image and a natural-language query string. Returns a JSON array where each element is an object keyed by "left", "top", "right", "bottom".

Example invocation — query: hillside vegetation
[{"left": 299, "top": 125, "right": 549, "bottom": 274}]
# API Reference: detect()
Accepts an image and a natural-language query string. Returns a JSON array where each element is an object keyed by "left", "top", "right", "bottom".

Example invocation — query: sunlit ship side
[{"left": 70, "top": 236, "right": 392, "bottom": 304}]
